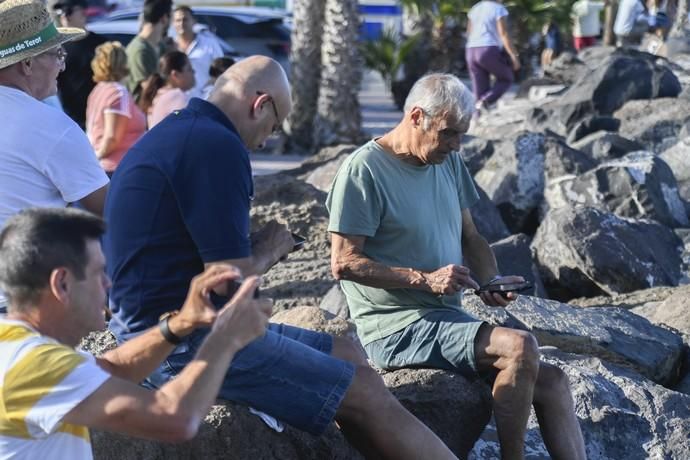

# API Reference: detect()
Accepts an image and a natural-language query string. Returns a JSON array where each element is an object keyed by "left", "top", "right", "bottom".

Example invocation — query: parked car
[
  {"left": 86, "top": 20, "right": 242, "bottom": 59},
  {"left": 98, "top": 6, "right": 290, "bottom": 71}
]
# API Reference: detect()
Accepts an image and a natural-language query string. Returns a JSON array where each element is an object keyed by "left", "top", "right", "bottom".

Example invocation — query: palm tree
[
  {"left": 313, "top": 0, "right": 363, "bottom": 147},
  {"left": 286, "top": 0, "right": 325, "bottom": 152},
  {"left": 603, "top": 1, "right": 618, "bottom": 45}
]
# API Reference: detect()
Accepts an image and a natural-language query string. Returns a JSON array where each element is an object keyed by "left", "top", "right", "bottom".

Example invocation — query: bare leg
[
  {"left": 331, "top": 337, "right": 457, "bottom": 460},
  {"left": 532, "top": 363, "right": 586, "bottom": 460},
  {"left": 475, "top": 325, "right": 540, "bottom": 460}
]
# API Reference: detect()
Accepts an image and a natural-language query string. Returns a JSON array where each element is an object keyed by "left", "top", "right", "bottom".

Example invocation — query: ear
[
  {"left": 409, "top": 107, "right": 424, "bottom": 128},
  {"left": 20, "top": 59, "right": 33, "bottom": 76},
  {"left": 250, "top": 93, "right": 269, "bottom": 121},
  {"left": 48, "top": 267, "right": 70, "bottom": 303}
]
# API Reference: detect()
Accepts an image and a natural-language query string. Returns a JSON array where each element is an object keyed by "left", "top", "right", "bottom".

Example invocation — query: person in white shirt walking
[
  {"left": 173, "top": 5, "right": 223, "bottom": 99},
  {"left": 614, "top": 0, "right": 647, "bottom": 47},
  {"left": 571, "top": 0, "right": 608, "bottom": 51}
]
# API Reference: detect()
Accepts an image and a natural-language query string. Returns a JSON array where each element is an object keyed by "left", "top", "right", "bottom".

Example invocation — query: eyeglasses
[
  {"left": 256, "top": 91, "right": 281, "bottom": 134},
  {"left": 40, "top": 47, "right": 68, "bottom": 62}
]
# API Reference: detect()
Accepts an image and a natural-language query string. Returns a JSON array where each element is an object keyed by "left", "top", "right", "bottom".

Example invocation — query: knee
[
  {"left": 337, "top": 364, "right": 394, "bottom": 423},
  {"left": 332, "top": 336, "right": 369, "bottom": 366},
  {"left": 506, "top": 331, "right": 540, "bottom": 377}
]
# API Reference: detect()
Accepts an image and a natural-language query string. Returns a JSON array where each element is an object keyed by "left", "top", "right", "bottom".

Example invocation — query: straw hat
[{"left": 0, "top": 0, "right": 85, "bottom": 69}]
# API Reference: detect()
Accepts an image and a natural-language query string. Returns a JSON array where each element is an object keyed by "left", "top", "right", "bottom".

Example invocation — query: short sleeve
[
  {"left": 326, "top": 155, "right": 381, "bottom": 237},
  {"left": 496, "top": 4, "right": 509, "bottom": 19},
  {"left": 102, "top": 84, "right": 132, "bottom": 118},
  {"left": 42, "top": 125, "right": 109, "bottom": 203},
  {"left": 2, "top": 342, "right": 110, "bottom": 436},
  {"left": 172, "top": 129, "right": 252, "bottom": 261}
]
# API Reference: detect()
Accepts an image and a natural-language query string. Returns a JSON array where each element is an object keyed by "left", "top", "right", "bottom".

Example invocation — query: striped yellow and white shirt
[{"left": 0, "top": 319, "right": 110, "bottom": 460}]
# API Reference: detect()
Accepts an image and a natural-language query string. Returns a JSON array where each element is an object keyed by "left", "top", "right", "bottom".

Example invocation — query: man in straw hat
[{"left": 0, "top": 0, "right": 109, "bottom": 313}]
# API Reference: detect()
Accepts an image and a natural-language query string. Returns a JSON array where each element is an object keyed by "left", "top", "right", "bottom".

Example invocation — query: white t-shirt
[
  {"left": 0, "top": 86, "right": 109, "bottom": 307},
  {"left": 614, "top": 0, "right": 646, "bottom": 35},
  {"left": 0, "top": 319, "right": 110, "bottom": 460},
  {"left": 466, "top": 1, "right": 509, "bottom": 48},
  {"left": 572, "top": 0, "right": 605, "bottom": 37},
  {"left": 182, "top": 31, "right": 224, "bottom": 99}
]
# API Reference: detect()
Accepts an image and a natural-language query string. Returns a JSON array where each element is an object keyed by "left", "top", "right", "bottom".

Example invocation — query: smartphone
[
  {"left": 474, "top": 281, "right": 533, "bottom": 296},
  {"left": 291, "top": 233, "right": 306, "bottom": 252},
  {"left": 226, "top": 279, "right": 261, "bottom": 299}
]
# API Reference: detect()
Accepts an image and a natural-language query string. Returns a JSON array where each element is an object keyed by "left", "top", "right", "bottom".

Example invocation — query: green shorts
[{"left": 363, "top": 309, "right": 486, "bottom": 377}]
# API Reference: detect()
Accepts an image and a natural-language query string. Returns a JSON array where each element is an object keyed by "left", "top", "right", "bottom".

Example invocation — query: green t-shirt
[
  {"left": 125, "top": 36, "right": 159, "bottom": 95},
  {"left": 326, "top": 140, "right": 480, "bottom": 345}
]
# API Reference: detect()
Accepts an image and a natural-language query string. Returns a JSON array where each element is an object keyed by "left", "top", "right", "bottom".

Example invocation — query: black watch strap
[{"left": 159, "top": 313, "right": 183, "bottom": 345}]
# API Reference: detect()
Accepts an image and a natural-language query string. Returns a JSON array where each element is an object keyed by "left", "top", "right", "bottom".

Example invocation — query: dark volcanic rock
[
  {"left": 471, "top": 184, "right": 511, "bottom": 243},
  {"left": 615, "top": 97, "right": 690, "bottom": 153},
  {"left": 470, "top": 347, "right": 690, "bottom": 459},
  {"left": 541, "top": 49, "right": 681, "bottom": 132},
  {"left": 531, "top": 206, "right": 683, "bottom": 298},
  {"left": 570, "top": 131, "right": 645, "bottom": 162},
  {"left": 544, "top": 151, "right": 689, "bottom": 228},
  {"left": 489, "top": 234, "right": 546, "bottom": 297},
  {"left": 543, "top": 134, "right": 597, "bottom": 179},
  {"left": 474, "top": 131, "right": 546, "bottom": 234},
  {"left": 460, "top": 135, "right": 494, "bottom": 176},
  {"left": 565, "top": 115, "right": 621, "bottom": 144},
  {"left": 543, "top": 50, "right": 587, "bottom": 84},
  {"left": 543, "top": 151, "right": 689, "bottom": 226}
]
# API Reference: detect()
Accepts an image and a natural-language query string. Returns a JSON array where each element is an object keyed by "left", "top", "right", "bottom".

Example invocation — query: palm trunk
[
  {"left": 286, "top": 0, "right": 325, "bottom": 152},
  {"left": 670, "top": 0, "right": 688, "bottom": 38},
  {"left": 603, "top": 1, "right": 618, "bottom": 46},
  {"left": 313, "top": 0, "right": 363, "bottom": 147}
]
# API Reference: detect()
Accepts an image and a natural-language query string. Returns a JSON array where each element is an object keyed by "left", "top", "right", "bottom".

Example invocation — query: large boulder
[
  {"left": 462, "top": 295, "right": 685, "bottom": 384},
  {"left": 543, "top": 133, "right": 597, "bottom": 180},
  {"left": 531, "top": 206, "right": 683, "bottom": 298},
  {"left": 630, "top": 285, "right": 690, "bottom": 337},
  {"left": 474, "top": 131, "right": 546, "bottom": 234},
  {"left": 543, "top": 151, "right": 689, "bottom": 228},
  {"left": 543, "top": 50, "right": 587, "bottom": 84},
  {"left": 460, "top": 135, "right": 494, "bottom": 176},
  {"left": 539, "top": 49, "right": 681, "bottom": 132},
  {"left": 490, "top": 233, "right": 546, "bottom": 297},
  {"left": 615, "top": 97, "right": 690, "bottom": 153},
  {"left": 92, "top": 404, "right": 363, "bottom": 460},
  {"left": 565, "top": 115, "right": 621, "bottom": 144},
  {"left": 570, "top": 131, "right": 645, "bottom": 162},
  {"left": 469, "top": 347, "right": 690, "bottom": 460},
  {"left": 471, "top": 184, "right": 511, "bottom": 243}
]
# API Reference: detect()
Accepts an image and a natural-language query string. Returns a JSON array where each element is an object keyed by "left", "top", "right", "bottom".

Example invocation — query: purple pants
[{"left": 465, "top": 45, "right": 514, "bottom": 105}]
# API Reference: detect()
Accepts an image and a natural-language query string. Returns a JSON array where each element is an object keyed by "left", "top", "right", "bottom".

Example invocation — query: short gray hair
[{"left": 403, "top": 73, "right": 475, "bottom": 127}]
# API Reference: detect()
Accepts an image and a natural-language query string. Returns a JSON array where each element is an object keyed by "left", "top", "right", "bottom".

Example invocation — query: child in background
[{"left": 202, "top": 56, "right": 235, "bottom": 99}]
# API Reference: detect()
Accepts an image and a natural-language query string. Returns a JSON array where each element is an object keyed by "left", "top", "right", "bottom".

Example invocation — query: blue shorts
[
  {"left": 140, "top": 322, "right": 355, "bottom": 435},
  {"left": 364, "top": 309, "right": 485, "bottom": 377}
]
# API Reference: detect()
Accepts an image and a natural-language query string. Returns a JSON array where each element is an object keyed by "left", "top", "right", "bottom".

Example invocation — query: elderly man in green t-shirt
[{"left": 326, "top": 73, "right": 586, "bottom": 460}]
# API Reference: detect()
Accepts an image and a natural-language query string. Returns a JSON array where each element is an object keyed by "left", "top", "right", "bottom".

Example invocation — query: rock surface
[
  {"left": 544, "top": 151, "right": 689, "bottom": 228},
  {"left": 532, "top": 206, "right": 683, "bottom": 298},
  {"left": 470, "top": 347, "right": 690, "bottom": 460},
  {"left": 570, "top": 131, "right": 645, "bottom": 162},
  {"left": 490, "top": 233, "right": 546, "bottom": 297}
]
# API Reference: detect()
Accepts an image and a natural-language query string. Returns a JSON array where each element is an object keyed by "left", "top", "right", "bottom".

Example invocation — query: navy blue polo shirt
[{"left": 104, "top": 98, "right": 253, "bottom": 339}]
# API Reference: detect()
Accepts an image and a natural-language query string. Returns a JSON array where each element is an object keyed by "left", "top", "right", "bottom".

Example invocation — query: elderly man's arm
[
  {"left": 330, "top": 232, "right": 479, "bottom": 295},
  {"left": 460, "top": 209, "right": 523, "bottom": 306},
  {"left": 64, "top": 277, "right": 271, "bottom": 442}
]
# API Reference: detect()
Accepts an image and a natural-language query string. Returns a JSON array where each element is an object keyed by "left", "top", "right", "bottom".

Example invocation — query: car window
[{"left": 196, "top": 14, "right": 288, "bottom": 41}]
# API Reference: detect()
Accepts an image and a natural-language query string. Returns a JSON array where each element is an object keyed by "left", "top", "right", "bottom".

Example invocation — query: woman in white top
[
  {"left": 140, "top": 50, "right": 196, "bottom": 128},
  {"left": 464, "top": 0, "right": 520, "bottom": 115}
]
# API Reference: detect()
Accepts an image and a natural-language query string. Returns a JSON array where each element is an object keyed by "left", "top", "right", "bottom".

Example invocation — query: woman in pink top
[
  {"left": 140, "top": 51, "right": 196, "bottom": 128},
  {"left": 86, "top": 41, "right": 146, "bottom": 176}
]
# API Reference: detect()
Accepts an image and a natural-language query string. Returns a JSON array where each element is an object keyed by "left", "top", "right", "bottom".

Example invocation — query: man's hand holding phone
[{"left": 474, "top": 275, "right": 530, "bottom": 307}]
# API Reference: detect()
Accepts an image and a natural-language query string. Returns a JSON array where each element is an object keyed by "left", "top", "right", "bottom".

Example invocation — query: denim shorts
[
  {"left": 140, "top": 322, "right": 355, "bottom": 435},
  {"left": 364, "top": 309, "right": 485, "bottom": 377}
]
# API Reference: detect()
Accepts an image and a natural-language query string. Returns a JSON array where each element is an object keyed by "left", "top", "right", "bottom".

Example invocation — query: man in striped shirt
[{"left": 0, "top": 208, "right": 271, "bottom": 459}]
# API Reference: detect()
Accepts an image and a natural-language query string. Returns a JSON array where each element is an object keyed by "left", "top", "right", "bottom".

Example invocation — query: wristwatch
[{"left": 158, "top": 310, "right": 182, "bottom": 345}]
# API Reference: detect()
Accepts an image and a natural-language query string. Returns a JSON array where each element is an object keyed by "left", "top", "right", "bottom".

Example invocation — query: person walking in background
[
  {"left": 465, "top": 0, "right": 520, "bottom": 117},
  {"left": 571, "top": 0, "right": 607, "bottom": 51},
  {"left": 140, "top": 50, "right": 196, "bottom": 128},
  {"left": 86, "top": 42, "right": 147, "bottom": 177},
  {"left": 540, "top": 20, "right": 562, "bottom": 68},
  {"left": 614, "top": 0, "right": 647, "bottom": 47},
  {"left": 125, "top": 0, "right": 172, "bottom": 99},
  {"left": 202, "top": 56, "right": 235, "bottom": 99},
  {"left": 50, "top": 0, "right": 105, "bottom": 129},
  {"left": 173, "top": 5, "right": 223, "bottom": 98}
]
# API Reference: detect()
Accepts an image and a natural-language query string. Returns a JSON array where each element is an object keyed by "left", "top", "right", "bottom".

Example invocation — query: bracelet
[{"left": 159, "top": 310, "right": 183, "bottom": 345}]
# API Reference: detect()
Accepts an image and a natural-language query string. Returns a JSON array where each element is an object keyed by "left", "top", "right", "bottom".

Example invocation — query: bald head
[{"left": 207, "top": 56, "right": 291, "bottom": 150}]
